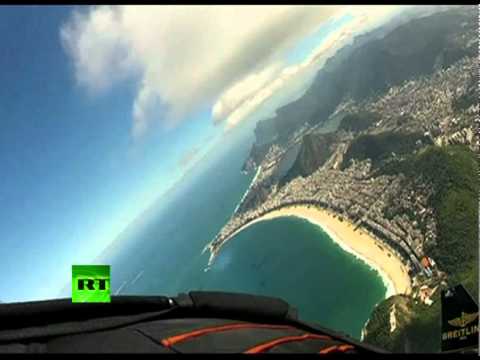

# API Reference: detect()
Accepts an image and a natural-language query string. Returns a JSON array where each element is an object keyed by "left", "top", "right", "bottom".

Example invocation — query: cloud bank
[{"left": 61, "top": 5, "right": 404, "bottom": 139}]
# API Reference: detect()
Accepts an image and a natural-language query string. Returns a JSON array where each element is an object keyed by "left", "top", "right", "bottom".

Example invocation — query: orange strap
[
  {"left": 244, "top": 333, "right": 333, "bottom": 354},
  {"left": 161, "top": 323, "right": 295, "bottom": 347},
  {"left": 319, "top": 344, "right": 355, "bottom": 354}
]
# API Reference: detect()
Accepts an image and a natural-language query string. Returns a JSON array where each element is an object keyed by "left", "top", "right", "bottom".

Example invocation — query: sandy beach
[{"left": 223, "top": 205, "right": 412, "bottom": 297}]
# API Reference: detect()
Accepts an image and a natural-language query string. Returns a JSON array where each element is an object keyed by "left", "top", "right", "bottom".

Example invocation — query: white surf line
[
  {"left": 360, "top": 318, "right": 369, "bottom": 341},
  {"left": 201, "top": 242, "right": 210, "bottom": 255},
  {"left": 233, "top": 165, "right": 262, "bottom": 214},
  {"left": 130, "top": 270, "right": 144, "bottom": 286},
  {"left": 201, "top": 165, "right": 262, "bottom": 261},
  {"left": 114, "top": 280, "right": 128, "bottom": 295}
]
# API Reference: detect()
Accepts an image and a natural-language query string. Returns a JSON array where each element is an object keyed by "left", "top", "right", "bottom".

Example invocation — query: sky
[{"left": 0, "top": 5, "right": 406, "bottom": 303}]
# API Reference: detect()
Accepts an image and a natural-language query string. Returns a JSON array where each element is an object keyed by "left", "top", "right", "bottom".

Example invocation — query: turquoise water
[
  {"left": 199, "top": 217, "right": 386, "bottom": 338},
  {"left": 100, "top": 125, "right": 387, "bottom": 339}
]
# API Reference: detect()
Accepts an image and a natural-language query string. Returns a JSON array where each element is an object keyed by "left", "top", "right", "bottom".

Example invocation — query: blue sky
[
  {"left": 0, "top": 6, "right": 222, "bottom": 302},
  {"left": 0, "top": 5, "right": 369, "bottom": 302}
]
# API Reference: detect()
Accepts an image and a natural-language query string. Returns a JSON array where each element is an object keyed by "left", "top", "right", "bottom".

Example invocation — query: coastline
[
  {"left": 234, "top": 166, "right": 262, "bottom": 214},
  {"left": 214, "top": 204, "right": 412, "bottom": 297}
]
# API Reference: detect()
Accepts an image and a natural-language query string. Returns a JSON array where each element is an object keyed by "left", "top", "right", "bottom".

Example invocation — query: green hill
[
  {"left": 280, "top": 133, "right": 336, "bottom": 185},
  {"left": 338, "top": 111, "right": 381, "bottom": 132},
  {"left": 341, "top": 131, "right": 427, "bottom": 170},
  {"left": 364, "top": 145, "right": 478, "bottom": 353}
]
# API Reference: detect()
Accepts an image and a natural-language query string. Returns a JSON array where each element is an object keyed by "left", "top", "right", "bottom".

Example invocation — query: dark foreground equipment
[
  {"left": 441, "top": 284, "right": 479, "bottom": 353},
  {"left": 0, "top": 291, "right": 385, "bottom": 353}
]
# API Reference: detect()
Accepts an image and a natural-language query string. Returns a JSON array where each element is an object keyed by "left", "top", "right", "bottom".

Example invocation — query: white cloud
[
  {"left": 60, "top": 6, "right": 140, "bottom": 93},
  {"left": 212, "top": 63, "right": 283, "bottom": 125},
  {"left": 61, "top": 5, "right": 343, "bottom": 139},
  {"left": 61, "top": 5, "right": 409, "bottom": 139}
]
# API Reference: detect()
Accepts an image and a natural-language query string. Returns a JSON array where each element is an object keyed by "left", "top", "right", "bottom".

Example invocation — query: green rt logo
[{"left": 72, "top": 265, "right": 111, "bottom": 303}]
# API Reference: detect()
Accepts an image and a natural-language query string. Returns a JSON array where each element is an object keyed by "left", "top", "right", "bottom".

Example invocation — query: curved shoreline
[{"left": 209, "top": 205, "right": 412, "bottom": 297}]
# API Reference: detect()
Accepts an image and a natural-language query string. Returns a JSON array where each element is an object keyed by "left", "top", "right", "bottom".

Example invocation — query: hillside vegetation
[
  {"left": 341, "top": 131, "right": 427, "bottom": 170},
  {"left": 364, "top": 145, "right": 478, "bottom": 353}
]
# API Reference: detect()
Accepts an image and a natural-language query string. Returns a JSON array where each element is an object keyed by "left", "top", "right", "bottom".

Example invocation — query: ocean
[{"left": 102, "top": 123, "right": 387, "bottom": 339}]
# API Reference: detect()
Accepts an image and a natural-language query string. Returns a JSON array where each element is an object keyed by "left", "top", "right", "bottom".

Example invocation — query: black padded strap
[
  {"left": 175, "top": 291, "right": 298, "bottom": 322},
  {"left": 0, "top": 307, "right": 179, "bottom": 343},
  {"left": 0, "top": 296, "right": 173, "bottom": 343}
]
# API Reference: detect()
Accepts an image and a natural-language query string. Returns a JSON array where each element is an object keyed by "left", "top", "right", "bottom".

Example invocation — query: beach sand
[{"left": 224, "top": 205, "right": 412, "bottom": 298}]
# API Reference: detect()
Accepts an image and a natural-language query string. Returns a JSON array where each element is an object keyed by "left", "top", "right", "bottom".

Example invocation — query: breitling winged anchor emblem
[{"left": 448, "top": 312, "right": 479, "bottom": 328}]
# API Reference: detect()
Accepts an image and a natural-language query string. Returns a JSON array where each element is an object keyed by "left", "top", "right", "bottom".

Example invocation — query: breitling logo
[
  {"left": 448, "top": 312, "right": 478, "bottom": 328},
  {"left": 442, "top": 324, "right": 478, "bottom": 341}
]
